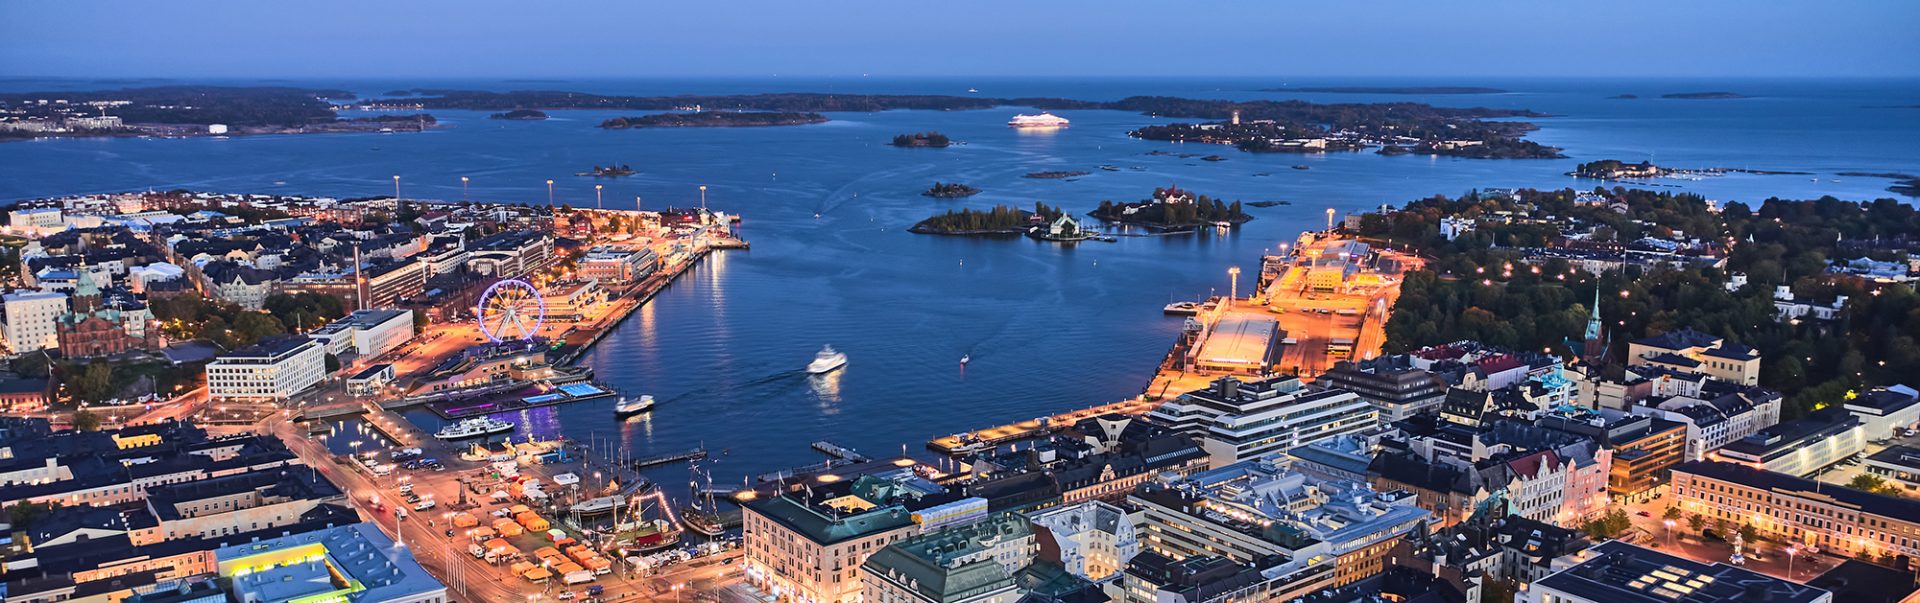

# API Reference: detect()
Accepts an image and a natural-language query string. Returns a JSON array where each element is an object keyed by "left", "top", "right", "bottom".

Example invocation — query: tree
[
  {"left": 1850, "top": 474, "right": 1890, "bottom": 492},
  {"left": 1688, "top": 514, "right": 1706, "bottom": 532},
  {"left": 71, "top": 409, "right": 101, "bottom": 432},
  {"left": 1739, "top": 523, "right": 1759, "bottom": 544},
  {"left": 324, "top": 353, "right": 341, "bottom": 374},
  {"left": 232, "top": 312, "right": 287, "bottom": 345},
  {"left": 1582, "top": 508, "right": 1633, "bottom": 539},
  {"left": 8, "top": 501, "right": 54, "bottom": 527},
  {"left": 1663, "top": 506, "right": 1682, "bottom": 520},
  {"left": 70, "top": 362, "right": 116, "bottom": 403}
]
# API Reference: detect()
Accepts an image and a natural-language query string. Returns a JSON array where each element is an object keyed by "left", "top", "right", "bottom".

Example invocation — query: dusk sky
[{"left": 3, "top": 0, "right": 1917, "bottom": 79}]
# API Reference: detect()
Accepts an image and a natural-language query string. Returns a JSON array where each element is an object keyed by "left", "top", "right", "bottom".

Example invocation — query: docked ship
[
  {"left": 806, "top": 345, "right": 848, "bottom": 374},
  {"left": 1008, "top": 112, "right": 1070, "bottom": 128},
  {"left": 614, "top": 395, "right": 655, "bottom": 417},
  {"left": 433, "top": 417, "right": 514, "bottom": 440},
  {"left": 570, "top": 495, "right": 627, "bottom": 516}
]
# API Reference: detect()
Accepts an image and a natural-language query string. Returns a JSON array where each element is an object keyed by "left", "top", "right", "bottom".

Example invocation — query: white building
[
  {"left": 307, "top": 309, "right": 414, "bottom": 358},
  {"left": 1147, "top": 376, "right": 1377, "bottom": 468},
  {"left": 1631, "top": 390, "right": 1781, "bottom": 461},
  {"left": 7, "top": 207, "right": 65, "bottom": 237},
  {"left": 1711, "top": 408, "right": 1867, "bottom": 477},
  {"left": 207, "top": 337, "right": 327, "bottom": 401},
  {"left": 0, "top": 290, "right": 68, "bottom": 355},
  {"left": 1026, "top": 500, "right": 1140, "bottom": 583}
]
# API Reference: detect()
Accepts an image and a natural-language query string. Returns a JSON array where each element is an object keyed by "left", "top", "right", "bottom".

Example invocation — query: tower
[{"left": 1582, "top": 289, "right": 1607, "bottom": 366}]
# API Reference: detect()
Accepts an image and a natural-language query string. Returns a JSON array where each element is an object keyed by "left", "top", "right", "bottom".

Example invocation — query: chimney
[{"left": 1219, "top": 378, "right": 1240, "bottom": 399}]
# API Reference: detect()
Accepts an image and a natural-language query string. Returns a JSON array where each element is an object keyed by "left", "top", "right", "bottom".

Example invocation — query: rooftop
[
  {"left": 1535, "top": 541, "right": 1828, "bottom": 603},
  {"left": 1673, "top": 461, "right": 1920, "bottom": 521}
]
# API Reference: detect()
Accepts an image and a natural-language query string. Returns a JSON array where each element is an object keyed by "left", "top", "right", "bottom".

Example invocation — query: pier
[
  {"left": 927, "top": 397, "right": 1165, "bottom": 455},
  {"left": 811, "top": 440, "right": 870, "bottom": 463},
  {"left": 630, "top": 447, "right": 708, "bottom": 470}
]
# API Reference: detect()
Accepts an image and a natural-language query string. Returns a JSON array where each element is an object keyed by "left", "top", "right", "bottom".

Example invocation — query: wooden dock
[
  {"left": 811, "top": 441, "right": 870, "bottom": 463},
  {"left": 630, "top": 447, "right": 708, "bottom": 470}
]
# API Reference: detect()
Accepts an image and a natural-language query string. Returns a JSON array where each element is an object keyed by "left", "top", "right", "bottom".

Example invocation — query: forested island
[
  {"left": 1662, "top": 92, "right": 1748, "bottom": 99},
  {"left": 1089, "top": 187, "right": 1249, "bottom": 230},
  {"left": 1571, "top": 159, "right": 1664, "bottom": 179},
  {"left": 0, "top": 86, "right": 444, "bottom": 140},
  {"left": 597, "top": 112, "right": 827, "bottom": 128},
  {"left": 891, "top": 132, "right": 952, "bottom": 148},
  {"left": 1839, "top": 172, "right": 1920, "bottom": 196},
  {"left": 1268, "top": 86, "right": 1508, "bottom": 95},
  {"left": 1128, "top": 99, "right": 1560, "bottom": 159},
  {"left": 909, "top": 203, "right": 1063, "bottom": 235},
  {"left": 489, "top": 109, "right": 549, "bottom": 120},
  {"left": 922, "top": 182, "right": 980, "bottom": 198}
]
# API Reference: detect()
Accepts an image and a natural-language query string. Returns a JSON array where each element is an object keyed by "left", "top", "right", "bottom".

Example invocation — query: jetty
[
  {"left": 630, "top": 447, "right": 708, "bottom": 470},
  {"left": 811, "top": 441, "right": 870, "bottom": 463}
]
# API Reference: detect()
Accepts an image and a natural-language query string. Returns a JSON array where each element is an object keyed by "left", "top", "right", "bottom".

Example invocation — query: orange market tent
[
  {"left": 469, "top": 526, "right": 497, "bottom": 539},
  {"left": 556, "top": 561, "right": 585, "bottom": 575},
  {"left": 485, "top": 538, "right": 514, "bottom": 554},
  {"left": 523, "top": 568, "right": 553, "bottom": 582},
  {"left": 492, "top": 519, "right": 524, "bottom": 537},
  {"left": 518, "top": 515, "right": 551, "bottom": 532},
  {"left": 508, "top": 504, "right": 532, "bottom": 515},
  {"left": 584, "top": 557, "right": 613, "bottom": 572},
  {"left": 510, "top": 561, "right": 538, "bottom": 575},
  {"left": 452, "top": 512, "right": 480, "bottom": 528}
]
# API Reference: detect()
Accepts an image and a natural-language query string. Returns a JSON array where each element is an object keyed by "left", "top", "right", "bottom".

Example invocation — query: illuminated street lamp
[
  {"left": 595, "top": 184, "right": 604, "bottom": 210},
  {"left": 461, "top": 176, "right": 470, "bottom": 200},
  {"left": 1663, "top": 519, "right": 1675, "bottom": 546},
  {"left": 699, "top": 185, "right": 708, "bottom": 211},
  {"left": 1325, "top": 208, "right": 1336, "bottom": 232},
  {"left": 1786, "top": 545, "right": 1798, "bottom": 579},
  {"left": 393, "top": 175, "right": 401, "bottom": 200},
  {"left": 1227, "top": 266, "right": 1241, "bottom": 308}
]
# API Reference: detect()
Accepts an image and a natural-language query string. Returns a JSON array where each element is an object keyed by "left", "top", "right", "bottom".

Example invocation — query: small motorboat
[
  {"left": 807, "top": 345, "right": 848, "bottom": 374},
  {"left": 960, "top": 354, "right": 971, "bottom": 365}
]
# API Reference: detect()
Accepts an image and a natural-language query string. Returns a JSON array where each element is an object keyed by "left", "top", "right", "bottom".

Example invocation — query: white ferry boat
[
  {"left": 807, "top": 345, "right": 848, "bottom": 374},
  {"left": 614, "top": 395, "right": 655, "bottom": 418},
  {"left": 1008, "top": 112, "right": 1070, "bottom": 128},
  {"left": 434, "top": 417, "right": 514, "bottom": 440}
]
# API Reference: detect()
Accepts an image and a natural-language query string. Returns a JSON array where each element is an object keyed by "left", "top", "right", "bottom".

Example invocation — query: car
[
  {"left": 414, "top": 499, "right": 436, "bottom": 511},
  {"left": 1637, "top": 511, "right": 1651, "bottom": 517},
  {"left": 587, "top": 586, "right": 605, "bottom": 597},
  {"left": 446, "top": 528, "right": 456, "bottom": 537},
  {"left": 557, "top": 592, "right": 576, "bottom": 600}
]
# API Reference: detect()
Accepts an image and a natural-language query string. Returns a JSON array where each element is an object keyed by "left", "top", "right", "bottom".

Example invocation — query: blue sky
[{"left": 2, "top": 0, "right": 1915, "bottom": 79}]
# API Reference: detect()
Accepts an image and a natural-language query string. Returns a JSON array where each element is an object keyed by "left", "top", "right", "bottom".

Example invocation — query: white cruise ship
[
  {"left": 434, "top": 416, "right": 514, "bottom": 440},
  {"left": 1008, "top": 112, "right": 1070, "bottom": 128},
  {"left": 807, "top": 345, "right": 848, "bottom": 374}
]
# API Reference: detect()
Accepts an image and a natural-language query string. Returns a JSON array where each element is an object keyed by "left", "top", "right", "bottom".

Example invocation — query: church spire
[{"left": 1584, "top": 288, "right": 1602, "bottom": 341}]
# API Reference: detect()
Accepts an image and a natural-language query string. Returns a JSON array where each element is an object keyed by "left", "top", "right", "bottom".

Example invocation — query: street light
[
  {"left": 1663, "top": 519, "right": 1675, "bottom": 546},
  {"left": 1227, "top": 266, "right": 1240, "bottom": 308},
  {"left": 393, "top": 175, "right": 401, "bottom": 200},
  {"left": 1786, "top": 545, "right": 1798, "bottom": 579},
  {"left": 461, "top": 176, "right": 470, "bottom": 201},
  {"left": 594, "top": 184, "right": 603, "bottom": 210},
  {"left": 699, "top": 185, "right": 707, "bottom": 211}
]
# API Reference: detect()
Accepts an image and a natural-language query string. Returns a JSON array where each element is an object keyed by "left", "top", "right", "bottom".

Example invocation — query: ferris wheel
[{"left": 476, "top": 278, "right": 545, "bottom": 342}]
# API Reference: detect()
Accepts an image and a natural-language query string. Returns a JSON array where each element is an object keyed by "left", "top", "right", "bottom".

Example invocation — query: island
[
  {"left": 0, "top": 85, "right": 445, "bottom": 141},
  {"left": 1024, "top": 171, "right": 1091, "bottom": 180},
  {"left": 577, "top": 164, "right": 637, "bottom": 178},
  {"left": 1266, "top": 86, "right": 1507, "bottom": 95},
  {"left": 1838, "top": 172, "right": 1920, "bottom": 196},
  {"left": 489, "top": 109, "right": 549, "bottom": 120},
  {"left": 1089, "top": 186, "right": 1251, "bottom": 231},
  {"left": 1128, "top": 99, "right": 1561, "bottom": 159},
  {"left": 1662, "top": 92, "right": 1748, "bottom": 100},
  {"left": 922, "top": 182, "right": 981, "bottom": 198},
  {"left": 1610, "top": 94, "right": 1640, "bottom": 99},
  {"left": 909, "top": 203, "right": 1063, "bottom": 236},
  {"left": 1247, "top": 200, "right": 1292, "bottom": 208},
  {"left": 598, "top": 112, "right": 827, "bottom": 129},
  {"left": 891, "top": 132, "right": 951, "bottom": 148},
  {"left": 1571, "top": 159, "right": 1665, "bottom": 180}
]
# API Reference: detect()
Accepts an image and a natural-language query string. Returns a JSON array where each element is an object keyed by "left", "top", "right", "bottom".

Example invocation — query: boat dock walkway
[
  {"left": 630, "top": 447, "right": 708, "bottom": 470},
  {"left": 811, "top": 441, "right": 870, "bottom": 463}
]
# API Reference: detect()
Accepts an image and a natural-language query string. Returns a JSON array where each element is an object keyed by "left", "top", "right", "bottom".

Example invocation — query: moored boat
[{"left": 434, "top": 417, "right": 514, "bottom": 440}]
